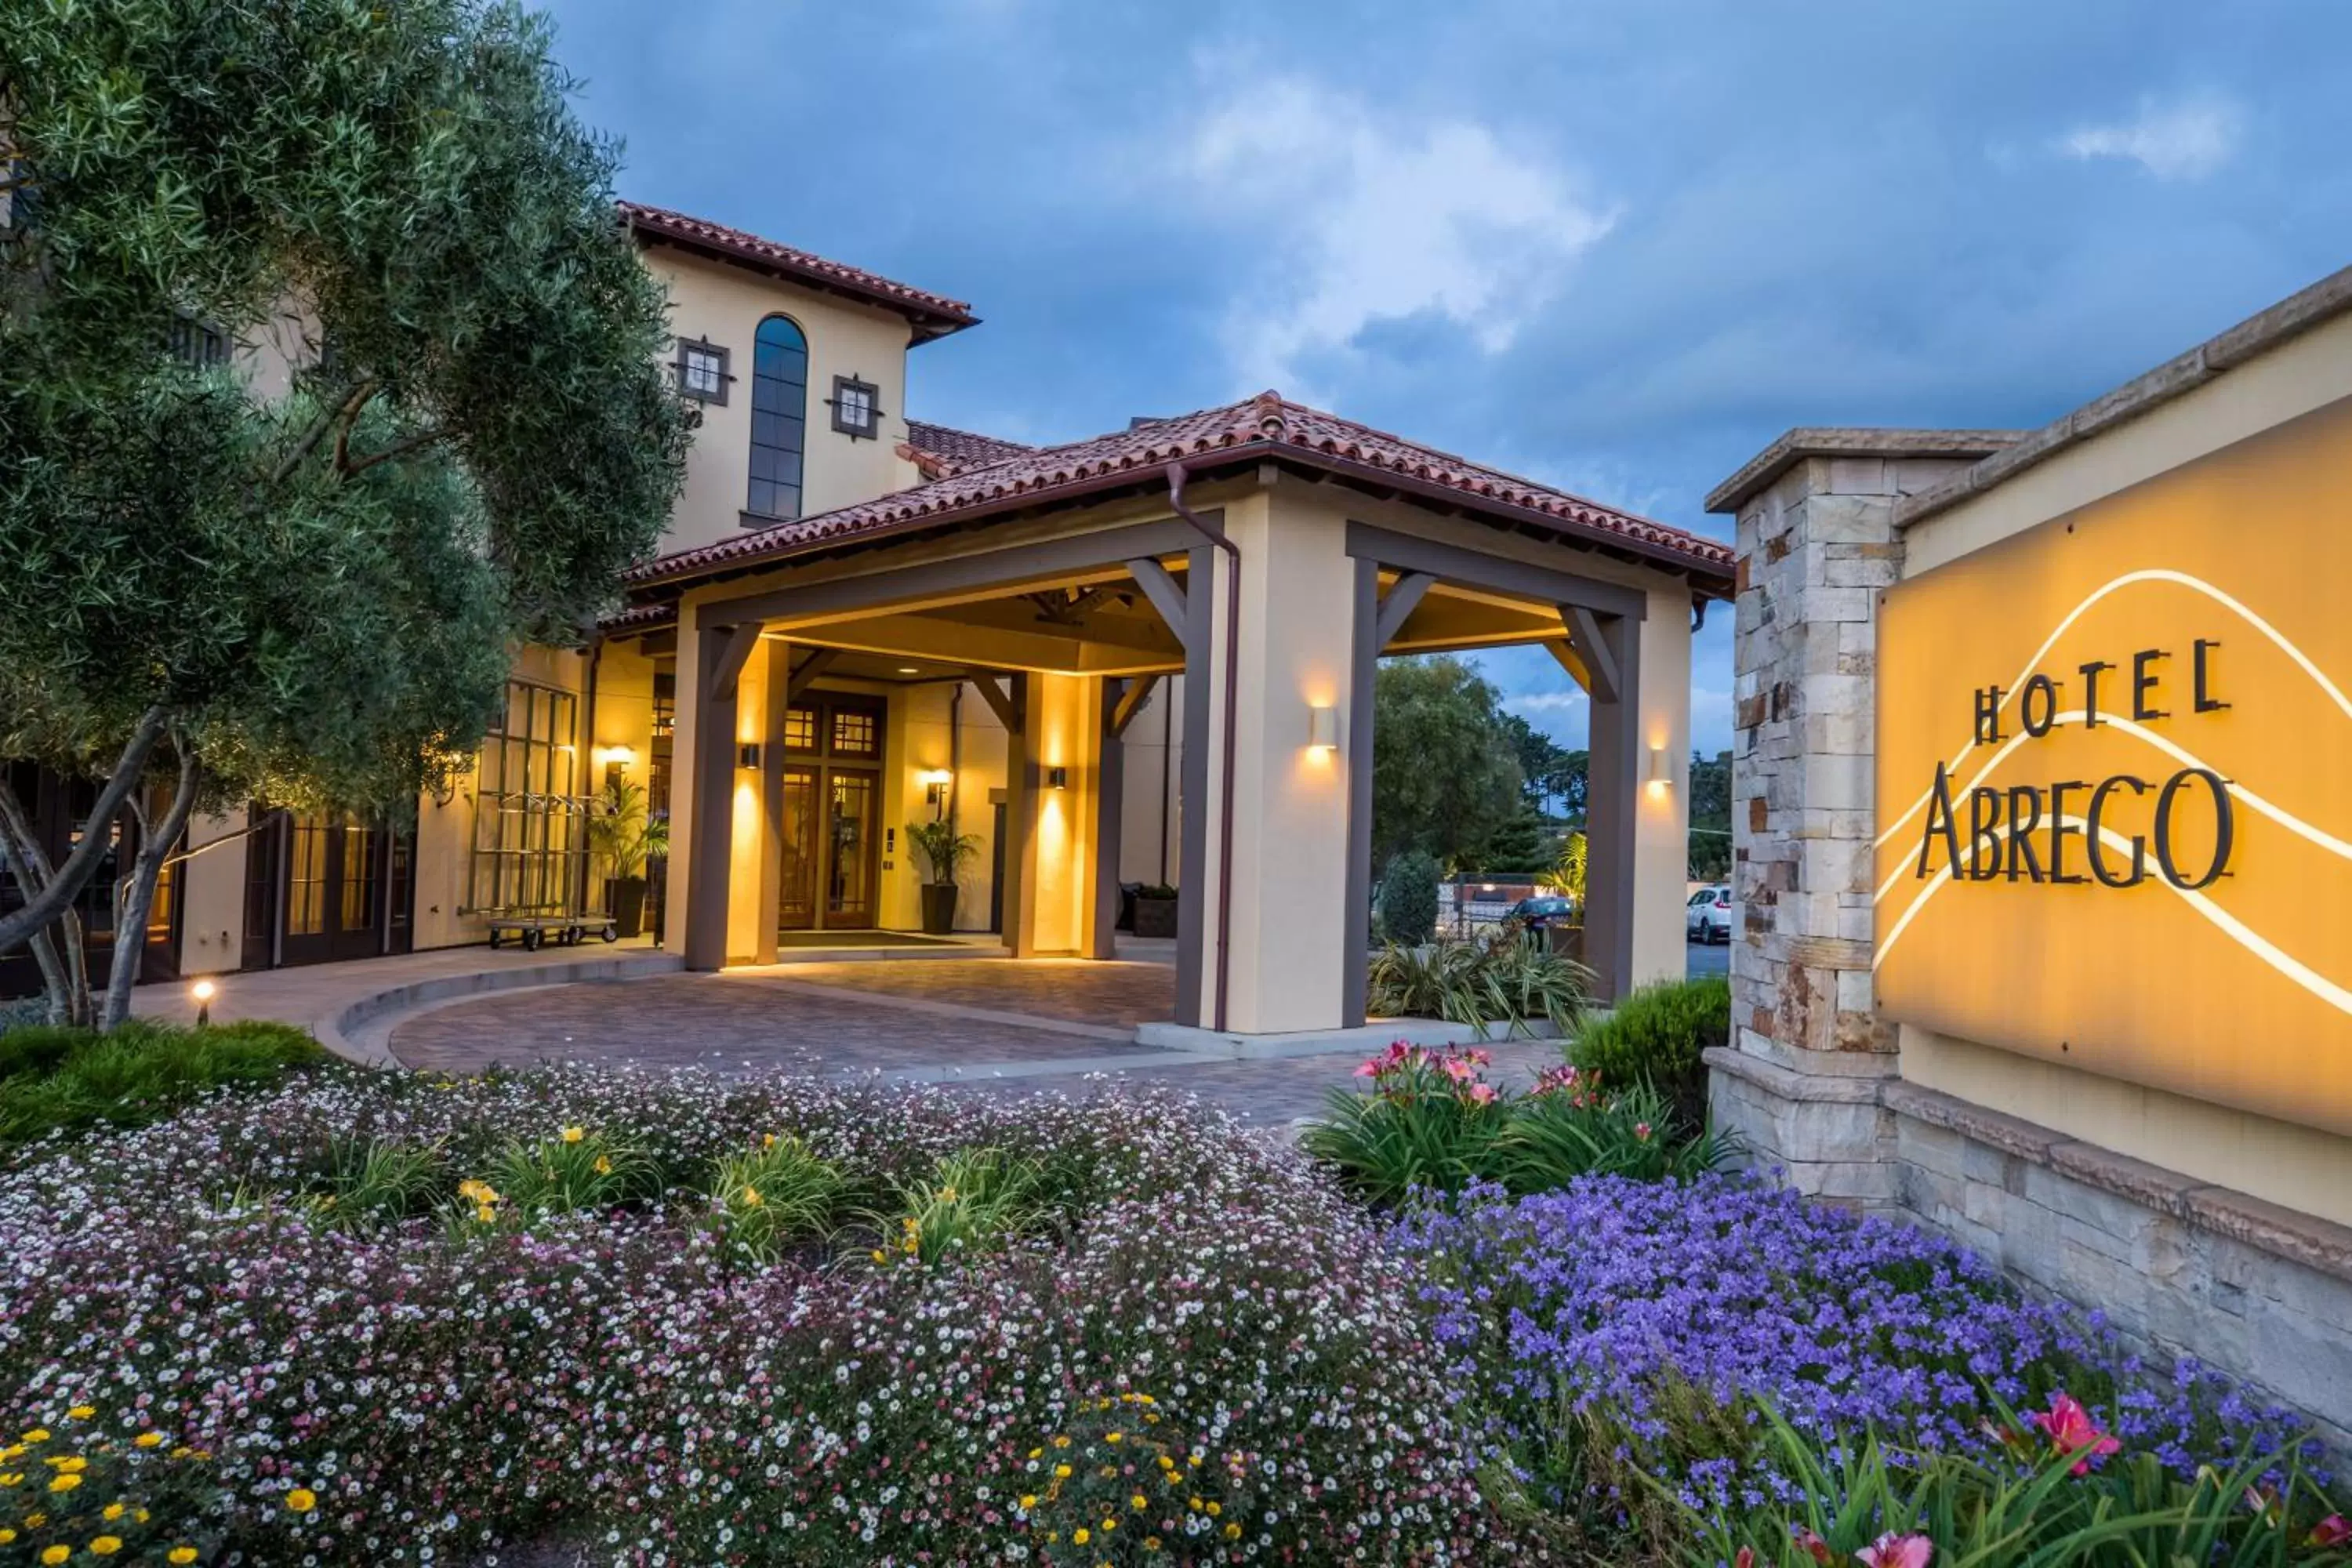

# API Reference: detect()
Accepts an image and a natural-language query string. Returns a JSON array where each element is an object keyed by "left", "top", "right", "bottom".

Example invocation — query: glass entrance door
[
  {"left": 826, "top": 771, "right": 878, "bottom": 927},
  {"left": 279, "top": 813, "right": 410, "bottom": 967},
  {"left": 778, "top": 768, "right": 820, "bottom": 931}
]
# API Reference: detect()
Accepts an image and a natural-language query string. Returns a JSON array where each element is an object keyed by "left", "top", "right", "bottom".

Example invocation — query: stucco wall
[{"left": 644, "top": 246, "right": 917, "bottom": 555}]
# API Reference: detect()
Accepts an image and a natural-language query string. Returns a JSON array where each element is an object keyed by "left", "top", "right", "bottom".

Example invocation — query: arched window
[{"left": 747, "top": 314, "right": 808, "bottom": 521}]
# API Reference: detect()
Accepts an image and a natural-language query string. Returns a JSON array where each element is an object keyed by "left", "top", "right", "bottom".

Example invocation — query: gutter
[{"left": 1163, "top": 459, "right": 1240, "bottom": 1033}]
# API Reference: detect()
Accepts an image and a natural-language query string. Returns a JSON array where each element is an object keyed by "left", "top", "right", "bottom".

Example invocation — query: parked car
[
  {"left": 1507, "top": 894, "right": 1577, "bottom": 930},
  {"left": 1686, "top": 884, "right": 1733, "bottom": 943}
]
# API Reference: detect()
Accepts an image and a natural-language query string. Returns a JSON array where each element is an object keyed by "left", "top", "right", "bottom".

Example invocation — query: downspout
[{"left": 1163, "top": 460, "right": 1240, "bottom": 1033}]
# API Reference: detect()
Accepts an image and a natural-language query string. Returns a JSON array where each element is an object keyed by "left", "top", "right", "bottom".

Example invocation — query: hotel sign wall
[{"left": 1873, "top": 397, "right": 2352, "bottom": 1138}]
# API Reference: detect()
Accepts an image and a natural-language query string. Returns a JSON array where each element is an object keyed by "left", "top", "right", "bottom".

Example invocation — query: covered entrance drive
[{"left": 621, "top": 394, "right": 1734, "bottom": 1038}]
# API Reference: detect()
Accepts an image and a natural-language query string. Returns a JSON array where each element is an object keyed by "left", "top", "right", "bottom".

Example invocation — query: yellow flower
[
  {"left": 475, "top": 1203, "right": 497, "bottom": 1223},
  {"left": 1131, "top": 1493, "right": 1147, "bottom": 1510},
  {"left": 740, "top": 1186, "right": 762, "bottom": 1207},
  {"left": 170, "top": 1552, "right": 198, "bottom": 1566},
  {"left": 902, "top": 1236, "right": 918, "bottom": 1254},
  {"left": 1204, "top": 1501, "right": 1221, "bottom": 1516},
  {"left": 102, "top": 1502, "right": 125, "bottom": 1519},
  {"left": 1145, "top": 1538, "right": 1163, "bottom": 1552},
  {"left": 1018, "top": 1494, "right": 1037, "bottom": 1510},
  {"left": 49, "top": 1471, "right": 82, "bottom": 1492},
  {"left": 1188, "top": 1454, "right": 1202, "bottom": 1467},
  {"left": 0, "top": 1529, "right": 13, "bottom": 1544},
  {"left": 1156, "top": 1455, "right": 1175, "bottom": 1470},
  {"left": 1105, "top": 1431, "right": 1123, "bottom": 1443},
  {"left": 593, "top": 1156, "right": 612, "bottom": 1175},
  {"left": 132, "top": 1432, "right": 163, "bottom": 1449},
  {"left": 67, "top": 1406, "right": 94, "bottom": 1420},
  {"left": 20, "top": 1428, "right": 49, "bottom": 1443},
  {"left": 1100, "top": 1516, "right": 1116, "bottom": 1531},
  {"left": 50, "top": 1456, "right": 87, "bottom": 1472},
  {"left": 869, "top": 1249, "right": 887, "bottom": 1265},
  {"left": 561, "top": 1126, "right": 584, "bottom": 1143},
  {"left": 938, "top": 1186, "right": 957, "bottom": 1202},
  {"left": 1072, "top": 1528, "right": 1090, "bottom": 1546},
  {"left": 1053, "top": 1464, "right": 1072, "bottom": 1479},
  {"left": 0, "top": 1472, "right": 19, "bottom": 1485},
  {"left": 1189, "top": 1496, "right": 1203, "bottom": 1511},
  {"left": 1053, "top": 1436, "right": 1070, "bottom": 1449},
  {"left": 90, "top": 1537, "right": 123, "bottom": 1556},
  {"left": 1224, "top": 1522, "right": 1242, "bottom": 1540},
  {"left": 1027, "top": 1447, "right": 1042, "bottom": 1460},
  {"left": 286, "top": 1486, "right": 318, "bottom": 1512},
  {"left": 41, "top": 1546, "right": 69, "bottom": 1566}
]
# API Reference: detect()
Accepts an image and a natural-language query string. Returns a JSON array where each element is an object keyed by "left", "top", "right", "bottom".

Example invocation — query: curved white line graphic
[
  {"left": 1871, "top": 710, "right": 2352, "bottom": 906},
  {"left": 1874, "top": 816, "right": 2352, "bottom": 1023},
  {"left": 1875, "top": 569, "right": 2352, "bottom": 851}
]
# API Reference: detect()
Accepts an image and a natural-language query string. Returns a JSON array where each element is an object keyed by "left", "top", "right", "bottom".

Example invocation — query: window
[
  {"left": 828, "top": 374, "right": 882, "bottom": 441},
  {"left": 781, "top": 707, "right": 818, "bottom": 750},
  {"left": 674, "top": 336, "right": 729, "bottom": 405},
  {"left": 466, "top": 680, "right": 583, "bottom": 913},
  {"left": 829, "top": 708, "right": 877, "bottom": 757},
  {"left": 746, "top": 314, "right": 808, "bottom": 521},
  {"left": 169, "top": 316, "right": 229, "bottom": 368}
]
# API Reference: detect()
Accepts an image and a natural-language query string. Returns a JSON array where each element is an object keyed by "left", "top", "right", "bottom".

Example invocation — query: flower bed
[
  {"left": 1395, "top": 1174, "right": 2321, "bottom": 1543},
  {"left": 0, "top": 1066, "right": 1509, "bottom": 1565}
]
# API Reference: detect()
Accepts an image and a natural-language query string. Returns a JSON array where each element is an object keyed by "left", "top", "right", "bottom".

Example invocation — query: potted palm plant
[
  {"left": 587, "top": 779, "right": 669, "bottom": 939},
  {"left": 904, "top": 818, "right": 982, "bottom": 935}
]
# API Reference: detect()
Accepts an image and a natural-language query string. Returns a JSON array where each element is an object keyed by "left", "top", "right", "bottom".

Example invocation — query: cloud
[
  {"left": 1508, "top": 691, "right": 1586, "bottom": 716},
  {"left": 1179, "top": 75, "right": 1614, "bottom": 394},
  {"left": 2059, "top": 95, "right": 2241, "bottom": 180}
]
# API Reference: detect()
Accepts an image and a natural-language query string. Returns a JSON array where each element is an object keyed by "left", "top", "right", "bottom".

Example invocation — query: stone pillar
[{"left": 1702, "top": 432, "right": 2016, "bottom": 1205}]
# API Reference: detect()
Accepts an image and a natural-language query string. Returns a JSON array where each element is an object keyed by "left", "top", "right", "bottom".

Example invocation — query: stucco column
[
  {"left": 1581, "top": 609, "right": 1643, "bottom": 1004},
  {"left": 1704, "top": 432, "right": 2012, "bottom": 1204},
  {"left": 1092, "top": 679, "right": 1127, "bottom": 960},
  {"left": 681, "top": 618, "right": 754, "bottom": 971}
]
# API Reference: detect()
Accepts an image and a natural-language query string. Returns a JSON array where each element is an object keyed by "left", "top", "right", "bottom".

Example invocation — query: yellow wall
[
  {"left": 1895, "top": 308, "right": 2352, "bottom": 1226},
  {"left": 176, "top": 811, "right": 249, "bottom": 977},
  {"left": 643, "top": 246, "right": 919, "bottom": 555},
  {"left": 1026, "top": 673, "right": 1099, "bottom": 956}
]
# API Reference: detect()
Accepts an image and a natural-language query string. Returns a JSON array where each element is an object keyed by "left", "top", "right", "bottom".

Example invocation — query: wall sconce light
[
  {"left": 1306, "top": 703, "right": 1338, "bottom": 752},
  {"left": 1045, "top": 765, "right": 1069, "bottom": 789},
  {"left": 920, "top": 768, "right": 953, "bottom": 811},
  {"left": 593, "top": 745, "right": 637, "bottom": 771},
  {"left": 1646, "top": 746, "right": 1670, "bottom": 800},
  {"left": 739, "top": 742, "right": 762, "bottom": 770}
]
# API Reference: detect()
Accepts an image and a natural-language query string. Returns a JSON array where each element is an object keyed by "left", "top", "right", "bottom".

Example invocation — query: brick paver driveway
[{"left": 387, "top": 956, "right": 1566, "bottom": 1127}]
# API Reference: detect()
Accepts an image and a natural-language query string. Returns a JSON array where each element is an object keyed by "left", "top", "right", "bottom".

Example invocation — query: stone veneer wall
[{"left": 1706, "top": 431, "right": 2352, "bottom": 1444}]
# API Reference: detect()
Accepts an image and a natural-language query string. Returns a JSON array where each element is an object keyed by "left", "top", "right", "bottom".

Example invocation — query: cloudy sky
[{"left": 545, "top": 0, "right": 2352, "bottom": 753}]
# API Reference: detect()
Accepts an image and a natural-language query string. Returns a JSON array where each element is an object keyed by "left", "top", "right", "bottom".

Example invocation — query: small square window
[
  {"left": 829, "top": 375, "right": 882, "bottom": 440},
  {"left": 674, "top": 337, "right": 730, "bottom": 405}
]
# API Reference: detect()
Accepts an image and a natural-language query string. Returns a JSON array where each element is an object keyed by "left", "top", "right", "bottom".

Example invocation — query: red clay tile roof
[
  {"left": 627, "top": 390, "right": 1736, "bottom": 593},
  {"left": 903, "top": 419, "right": 1034, "bottom": 477},
  {"left": 620, "top": 201, "right": 977, "bottom": 340}
]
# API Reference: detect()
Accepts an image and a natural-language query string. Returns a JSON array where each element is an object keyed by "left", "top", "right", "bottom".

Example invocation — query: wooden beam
[
  {"left": 1123, "top": 557, "right": 1191, "bottom": 649},
  {"left": 708, "top": 622, "right": 763, "bottom": 704},
  {"left": 783, "top": 646, "right": 840, "bottom": 703},
  {"left": 970, "top": 673, "right": 1021, "bottom": 734},
  {"left": 1109, "top": 673, "right": 1160, "bottom": 739},
  {"left": 1563, "top": 604, "right": 1621, "bottom": 706},
  {"left": 1542, "top": 637, "right": 1592, "bottom": 691},
  {"left": 1374, "top": 571, "right": 1436, "bottom": 648}
]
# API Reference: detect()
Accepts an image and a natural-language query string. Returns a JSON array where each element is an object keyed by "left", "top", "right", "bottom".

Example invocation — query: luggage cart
[{"left": 480, "top": 792, "right": 613, "bottom": 951}]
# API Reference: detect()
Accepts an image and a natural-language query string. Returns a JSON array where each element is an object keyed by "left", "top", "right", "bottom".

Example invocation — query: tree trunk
[
  {"left": 0, "top": 707, "right": 168, "bottom": 956},
  {"left": 0, "top": 779, "right": 97, "bottom": 1026},
  {"left": 100, "top": 746, "right": 201, "bottom": 1031}
]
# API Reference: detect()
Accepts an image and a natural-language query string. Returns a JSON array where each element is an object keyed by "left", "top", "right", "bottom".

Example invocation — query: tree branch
[
  {"left": 268, "top": 377, "right": 378, "bottom": 486},
  {"left": 0, "top": 706, "right": 169, "bottom": 956},
  {"left": 340, "top": 424, "right": 448, "bottom": 477}
]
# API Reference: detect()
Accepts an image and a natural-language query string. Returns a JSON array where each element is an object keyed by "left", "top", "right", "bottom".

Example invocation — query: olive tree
[{"left": 0, "top": 0, "right": 693, "bottom": 1025}]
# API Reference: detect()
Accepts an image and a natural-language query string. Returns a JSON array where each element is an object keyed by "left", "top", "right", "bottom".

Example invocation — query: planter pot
[
  {"left": 1547, "top": 922, "right": 1585, "bottom": 966},
  {"left": 608, "top": 877, "right": 648, "bottom": 939},
  {"left": 1132, "top": 894, "right": 1179, "bottom": 940},
  {"left": 919, "top": 882, "right": 959, "bottom": 935}
]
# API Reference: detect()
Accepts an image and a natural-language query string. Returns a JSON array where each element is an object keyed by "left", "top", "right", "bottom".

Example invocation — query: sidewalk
[{"left": 132, "top": 938, "right": 680, "bottom": 1064}]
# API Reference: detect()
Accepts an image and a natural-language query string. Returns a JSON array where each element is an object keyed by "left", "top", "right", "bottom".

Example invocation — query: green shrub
[
  {"left": 479, "top": 1126, "right": 663, "bottom": 1220},
  {"left": 873, "top": 1146, "right": 1048, "bottom": 1265},
  {"left": 1301, "top": 1045, "right": 1735, "bottom": 1207},
  {"left": 1376, "top": 850, "right": 1441, "bottom": 946},
  {"left": 1678, "top": 1401, "right": 2351, "bottom": 1568},
  {"left": 318, "top": 1136, "right": 449, "bottom": 1229},
  {"left": 0, "top": 1018, "right": 325, "bottom": 1145},
  {"left": 1571, "top": 974, "right": 1729, "bottom": 1123}
]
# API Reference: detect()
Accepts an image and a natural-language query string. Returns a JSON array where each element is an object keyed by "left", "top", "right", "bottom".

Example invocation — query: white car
[{"left": 1686, "top": 884, "right": 1733, "bottom": 944}]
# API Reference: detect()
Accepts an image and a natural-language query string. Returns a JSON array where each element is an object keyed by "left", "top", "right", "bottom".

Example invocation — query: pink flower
[
  {"left": 2031, "top": 1393, "right": 2121, "bottom": 1475},
  {"left": 1793, "top": 1528, "right": 1835, "bottom": 1566},
  {"left": 1734, "top": 1548, "right": 1755, "bottom": 1568},
  {"left": 1440, "top": 1057, "right": 1475, "bottom": 1083},
  {"left": 1854, "top": 1533, "right": 1932, "bottom": 1568},
  {"left": 1352, "top": 1059, "right": 1381, "bottom": 1079},
  {"left": 2306, "top": 1515, "right": 2350, "bottom": 1548},
  {"left": 1466, "top": 1083, "right": 1497, "bottom": 1105},
  {"left": 1634, "top": 1123, "right": 1652, "bottom": 1141}
]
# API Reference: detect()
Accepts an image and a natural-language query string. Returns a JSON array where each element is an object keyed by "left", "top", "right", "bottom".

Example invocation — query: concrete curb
[
  {"left": 328, "top": 950, "right": 685, "bottom": 1067},
  {"left": 1135, "top": 1016, "right": 1564, "bottom": 1059}
]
